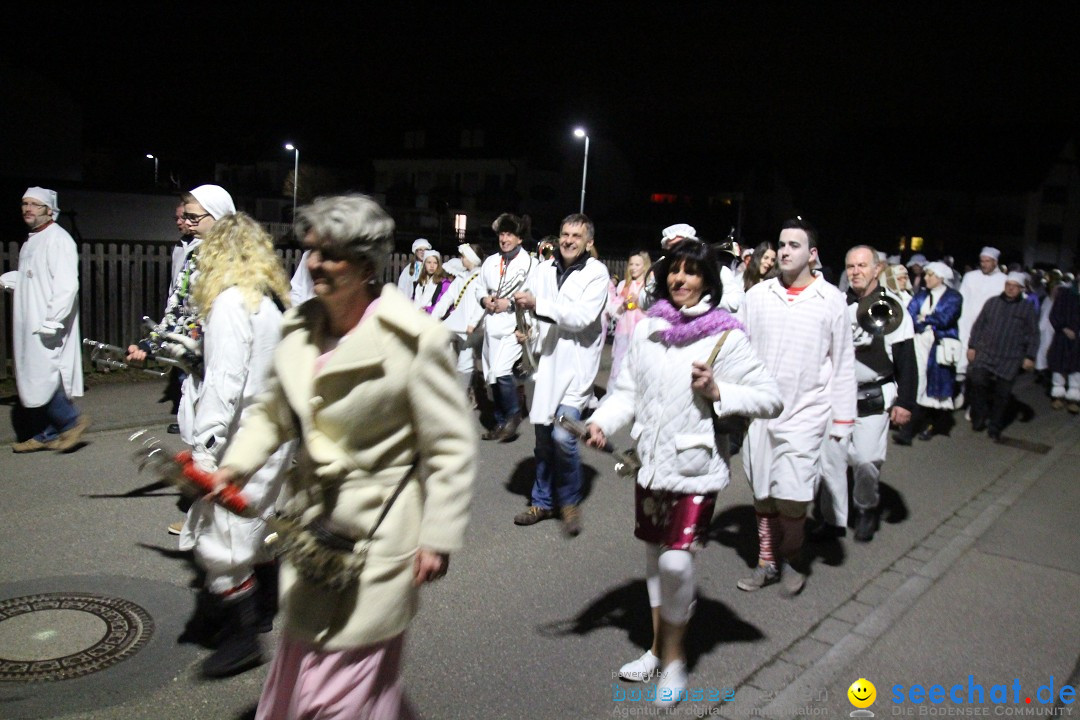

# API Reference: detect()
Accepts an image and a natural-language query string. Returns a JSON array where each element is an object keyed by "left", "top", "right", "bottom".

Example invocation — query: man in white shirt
[
  {"left": 738, "top": 217, "right": 856, "bottom": 594},
  {"left": 396, "top": 238, "right": 431, "bottom": 297},
  {"left": 957, "top": 246, "right": 1007, "bottom": 378},
  {"left": 511, "top": 213, "right": 609, "bottom": 536},
  {"left": 2, "top": 187, "right": 87, "bottom": 453}
]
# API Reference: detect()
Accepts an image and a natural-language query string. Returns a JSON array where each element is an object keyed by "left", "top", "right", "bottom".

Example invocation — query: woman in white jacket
[
  {"left": 586, "top": 240, "right": 781, "bottom": 707},
  {"left": 178, "top": 213, "right": 295, "bottom": 678}
]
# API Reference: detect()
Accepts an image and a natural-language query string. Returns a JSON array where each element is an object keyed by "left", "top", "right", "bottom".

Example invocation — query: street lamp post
[
  {"left": 573, "top": 128, "right": 589, "bottom": 214},
  {"left": 284, "top": 143, "right": 299, "bottom": 221},
  {"left": 146, "top": 154, "right": 158, "bottom": 186}
]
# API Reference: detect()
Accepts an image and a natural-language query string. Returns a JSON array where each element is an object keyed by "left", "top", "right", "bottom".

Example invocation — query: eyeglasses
[
  {"left": 181, "top": 212, "right": 213, "bottom": 223},
  {"left": 21, "top": 201, "right": 48, "bottom": 210}
]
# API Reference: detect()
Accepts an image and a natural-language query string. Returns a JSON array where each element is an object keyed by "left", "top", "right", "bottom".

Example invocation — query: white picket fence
[{"left": 0, "top": 242, "right": 627, "bottom": 381}]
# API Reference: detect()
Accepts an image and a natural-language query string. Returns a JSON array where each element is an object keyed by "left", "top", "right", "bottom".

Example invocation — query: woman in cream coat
[
  {"left": 212, "top": 195, "right": 475, "bottom": 720},
  {"left": 586, "top": 241, "right": 781, "bottom": 708}
]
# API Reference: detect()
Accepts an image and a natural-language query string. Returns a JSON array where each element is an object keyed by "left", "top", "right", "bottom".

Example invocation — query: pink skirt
[
  {"left": 634, "top": 484, "right": 717, "bottom": 551},
  {"left": 255, "top": 632, "right": 414, "bottom": 720}
]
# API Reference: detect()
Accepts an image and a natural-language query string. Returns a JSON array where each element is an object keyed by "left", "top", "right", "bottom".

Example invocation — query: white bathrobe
[
  {"left": 0, "top": 222, "right": 83, "bottom": 407},
  {"left": 479, "top": 249, "right": 535, "bottom": 383},
  {"left": 958, "top": 268, "right": 1006, "bottom": 375}
]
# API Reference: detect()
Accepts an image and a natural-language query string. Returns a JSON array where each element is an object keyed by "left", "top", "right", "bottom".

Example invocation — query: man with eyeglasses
[
  {"left": 1, "top": 187, "right": 88, "bottom": 452},
  {"left": 127, "top": 185, "right": 234, "bottom": 534}
]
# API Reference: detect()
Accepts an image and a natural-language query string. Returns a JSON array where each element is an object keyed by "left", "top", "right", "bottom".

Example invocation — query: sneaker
[
  {"left": 12, "top": 437, "right": 58, "bottom": 453},
  {"left": 1068, "top": 402, "right": 1080, "bottom": 415},
  {"left": 167, "top": 423, "right": 181, "bottom": 434},
  {"left": 618, "top": 650, "right": 659, "bottom": 682},
  {"left": 737, "top": 563, "right": 779, "bottom": 592},
  {"left": 53, "top": 415, "right": 91, "bottom": 452},
  {"left": 560, "top": 504, "right": 582, "bottom": 537},
  {"left": 1051, "top": 398, "right": 1065, "bottom": 410},
  {"left": 513, "top": 506, "right": 555, "bottom": 526},
  {"left": 781, "top": 561, "right": 806, "bottom": 596},
  {"left": 168, "top": 521, "right": 184, "bottom": 535},
  {"left": 655, "top": 659, "right": 688, "bottom": 708}
]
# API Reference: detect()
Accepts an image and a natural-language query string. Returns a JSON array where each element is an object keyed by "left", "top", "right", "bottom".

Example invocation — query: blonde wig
[{"left": 193, "top": 212, "right": 292, "bottom": 319}]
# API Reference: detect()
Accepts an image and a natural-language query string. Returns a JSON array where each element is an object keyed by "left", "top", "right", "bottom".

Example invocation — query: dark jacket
[
  {"left": 1047, "top": 285, "right": 1080, "bottom": 373},
  {"left": 969, "top": 293, "right": 1040, "bottom": 381}
]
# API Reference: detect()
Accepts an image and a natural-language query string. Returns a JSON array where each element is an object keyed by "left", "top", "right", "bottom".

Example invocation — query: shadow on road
[
  {"left": 503, "top": 457, "right": 598, "bottom": 504},
  {"left": 707, "top": 504, "right": 760, "bottom": 568},
  {"left": 537, "top": 579, "right": 764, "bottom": 671}
]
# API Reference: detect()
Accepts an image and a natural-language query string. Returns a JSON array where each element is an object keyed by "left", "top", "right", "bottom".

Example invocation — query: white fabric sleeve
[
  {"left": 711, "top": 330, "right": 783, "bottom": 421},
  {"left": 44, "top": 235, "right": 80, "bottom": 325},
  {"left": 532, "top": 264, "right": 610, "bottom": 332}
]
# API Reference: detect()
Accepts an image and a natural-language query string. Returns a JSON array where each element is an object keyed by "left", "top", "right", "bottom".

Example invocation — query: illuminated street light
[
  {"left": 146, "top": 154, "right": 158, "bottom": 186},
  {"left": 573, "top": 128, "right": 589, "bottom": 214},
  {"left": 284, "top": 143, "right": 299, "bottom": 220}
]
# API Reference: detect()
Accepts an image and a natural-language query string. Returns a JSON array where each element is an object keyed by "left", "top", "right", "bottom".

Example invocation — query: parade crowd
[{"left": 4, "top": 185, "right": 1079, "bottom": 717}]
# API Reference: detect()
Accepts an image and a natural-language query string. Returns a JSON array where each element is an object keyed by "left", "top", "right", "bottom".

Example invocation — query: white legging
[{"left": 644, "top": 543, "right": 696, "bottom": 625}]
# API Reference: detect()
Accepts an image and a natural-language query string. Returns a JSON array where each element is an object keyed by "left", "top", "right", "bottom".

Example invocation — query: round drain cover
[{"left": 0, "top": 592, "right": 154, "bottom": 683}]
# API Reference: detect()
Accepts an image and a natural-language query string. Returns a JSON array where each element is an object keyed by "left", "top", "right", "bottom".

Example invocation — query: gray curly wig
[{"left": 294, "top": 194, "right": 396, "bottom": 277}]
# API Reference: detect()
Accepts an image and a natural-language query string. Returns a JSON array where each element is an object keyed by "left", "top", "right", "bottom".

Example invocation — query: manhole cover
[{"left": 0, "top": 592, "right": 154, "bottom": 683}]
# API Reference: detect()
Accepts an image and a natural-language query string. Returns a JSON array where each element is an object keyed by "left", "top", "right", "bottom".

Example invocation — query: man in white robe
[
  {"left": 738, "top": 217, "right": 856, "bottom": 595},
  {"left": 478, "top": 213, "right": 535, "bottom": 441},
  {"left": 2, "top": 187, "right": 87, "bottom": 452},
  {"left": 396, "top": 238, "right": 431, "bottom": 297},
  {"left": 511, "top": 213, "right": 609, "bottom": 536},
  {"left": 957, "top": 246, "right": 1006, "bottom": 377}
]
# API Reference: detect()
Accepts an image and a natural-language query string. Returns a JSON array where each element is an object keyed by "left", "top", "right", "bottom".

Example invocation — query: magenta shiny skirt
[{"left": 634, "top": 484, "right": 717, "bottom": 551}]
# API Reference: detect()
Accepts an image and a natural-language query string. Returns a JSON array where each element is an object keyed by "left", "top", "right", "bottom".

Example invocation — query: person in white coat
[
  {"left": 2, "top": 187, "right": 88, "bottom": 453},
  {"left": 431, "top": 243, "right": 486, "bottom": 393},
  {"left": 178, "top": 212, "right": 294, "bottom": 678},
  {"left": 638, "top": 223, "right": 744, "bottom": 313},
  {"left": 289, "top": 250, "right": 315, "bottom": 306},
  {"left": 479, "top": 213, "right": 535, "bottom": 441},
  {"left": 396, "top": 237, "right": 431, "bottom": 297},
  {"left": 586, "top": 240, "right": 781, "bottom": 707},
  {"left": 957, "top": 246, "right": 1006, "bottom": 377},
  {"left": 738, "top": 217, "right": 857, "bottom": 595},
  {"left": 511, "top": 213, "right": 609, "bottom": 536}
]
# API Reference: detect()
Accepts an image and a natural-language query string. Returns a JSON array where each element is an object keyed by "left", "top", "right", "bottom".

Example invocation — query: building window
[{"left": 454, "top": 214, "right": 467, "bottom": 240}]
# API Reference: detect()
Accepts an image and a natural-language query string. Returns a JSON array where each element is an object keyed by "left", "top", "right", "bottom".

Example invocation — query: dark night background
[{"left": 4, "top": 2, "right": 1080, "bottom": 268}]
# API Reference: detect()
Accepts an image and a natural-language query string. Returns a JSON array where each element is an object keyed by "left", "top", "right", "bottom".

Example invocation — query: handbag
[
  {"left": 705, "top": 330, "right": 751, "bottom": 436},
  {"left": 935, "top": 337, "right": 962, "bottom": 367},
  {"left": 275, "top": 457, "right": 419, "bottom": 592}
]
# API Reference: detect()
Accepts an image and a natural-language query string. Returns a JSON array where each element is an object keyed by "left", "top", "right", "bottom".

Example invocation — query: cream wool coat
[
  {"left": 0, "top": 223, "right": 83, "bottom": 407},
  {"left": 739, "top": 276, "right": 857, "bottom": 502},
  {"left": 220, "top": 284, "right": 475, "bottom": 650},
  {"left": 589, "top": 315, "right": 782, "bottom": 495}
]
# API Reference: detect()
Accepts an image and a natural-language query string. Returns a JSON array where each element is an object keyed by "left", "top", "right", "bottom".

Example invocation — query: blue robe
[{"left": 908, "top": 287, "right": 962, "bottom": 401}]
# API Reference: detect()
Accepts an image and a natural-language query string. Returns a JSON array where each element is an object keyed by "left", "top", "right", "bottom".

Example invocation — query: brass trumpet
[
  {"left": 514, "top": 304, "right": 538, "bottom": 376},
  {"left": 855, "top": 286, "right": 905, "bottom": 336}
]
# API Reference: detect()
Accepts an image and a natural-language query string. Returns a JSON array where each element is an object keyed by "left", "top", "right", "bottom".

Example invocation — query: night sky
[{"left": 7, "top": 3, "right": 1079, "bottom": 170}]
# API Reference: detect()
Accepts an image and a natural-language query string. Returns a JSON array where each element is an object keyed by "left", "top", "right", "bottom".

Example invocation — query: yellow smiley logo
[{"left": 848, "top": 678, "right": 877, "bottom": 708}]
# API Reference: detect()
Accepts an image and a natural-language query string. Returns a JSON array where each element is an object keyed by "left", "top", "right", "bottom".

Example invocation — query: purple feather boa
[{"left": 647, "top": 299, "right": 745, "bottom": 346}]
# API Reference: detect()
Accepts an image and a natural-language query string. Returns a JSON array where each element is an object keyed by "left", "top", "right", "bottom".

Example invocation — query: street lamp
[
  {"left": 284, "top": 143, "right": 299, "bottom": 221},
  {"left": 146, "top": 154, "right": 158, "bottom": 186},
  {"left": 573, "top": 128, "right": 589, "bottom": 214}
]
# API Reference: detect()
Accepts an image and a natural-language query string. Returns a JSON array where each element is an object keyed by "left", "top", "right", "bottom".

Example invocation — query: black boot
[
  {"left": 201, "top": 592, "right": 263, "bottom": 678},
  {"left": 853, "top": 509, "right": 879, "bottom": 543},
  {"left": 253, "top": 562, "right": 279, "bottom": 634},
  {"left": 179, "top": 590, "right": 225, "bottom": 648}
]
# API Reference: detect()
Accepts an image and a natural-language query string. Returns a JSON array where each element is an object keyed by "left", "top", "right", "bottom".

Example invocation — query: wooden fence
[{"left": 0, "top": 242, "right": 627, "bottom": 381}]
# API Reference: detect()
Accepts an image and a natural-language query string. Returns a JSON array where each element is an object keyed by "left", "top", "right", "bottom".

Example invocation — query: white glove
[
  {"left": 161, "top": 332, "right": 202, "bottom": 358},
  {"left": 851, "top": 324, "right": 874, "bottom": 347}
]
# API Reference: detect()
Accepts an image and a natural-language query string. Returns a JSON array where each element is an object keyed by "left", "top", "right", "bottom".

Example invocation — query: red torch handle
[{"left": 173, "top": 450, "right": 250, "bottom": 516}]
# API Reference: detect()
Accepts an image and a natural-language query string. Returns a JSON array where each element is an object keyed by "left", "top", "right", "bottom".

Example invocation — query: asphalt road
[{"left": 0, "top": 368, "right": 1077, "bottom": 720}]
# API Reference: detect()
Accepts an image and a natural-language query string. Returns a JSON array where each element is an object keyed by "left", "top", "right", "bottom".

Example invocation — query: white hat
[
  {"left": 458, "top": 243, "right": 481, "bottom": 266},
  {"left": 979, "top": 246, "right": 1001, "bottom": 261},
  {"left": 188, "top": 184, "right": 235, "bottom": 220},
  {"left": 422, "top": 249, "right": 441, "bottom": 261},
  {"left": 412, "top": 238, "right": 432, "bottom": 253},
  {"left": 1005, "top": 271, "right": 1028, "bottom": 286},
  {"left": 887, "top": 254, "right": 901, "bottom": 265},
  {"left": 924, "top": 261, "right": 954, "bottom": 282},
  {"left": 23, "top": 187, "right": 59, "bottom": 219},
  {"left": 906, "top": 253, "right": 928, "bottom": 268},
  {"left": 660, "top": 223, "right": 697, "bottom": 249}
]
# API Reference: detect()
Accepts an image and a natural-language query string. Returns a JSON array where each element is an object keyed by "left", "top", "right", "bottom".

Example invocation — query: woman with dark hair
[
  {"left": 585, "top": 240, "right": 781, "bottom": 708},
  {"left": 742, "top": 242, "right": 778, "bottom": 292}
]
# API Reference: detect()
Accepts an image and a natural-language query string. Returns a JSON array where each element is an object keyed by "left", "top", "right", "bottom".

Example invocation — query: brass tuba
[{"left": 855, "top": 286, "right": 905, "bottom": 336}]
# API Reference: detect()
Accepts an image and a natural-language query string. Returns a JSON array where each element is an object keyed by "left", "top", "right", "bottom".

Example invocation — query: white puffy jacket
[{"left": 589, "top": 314, "right": 782, "bottom": 495}]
